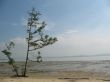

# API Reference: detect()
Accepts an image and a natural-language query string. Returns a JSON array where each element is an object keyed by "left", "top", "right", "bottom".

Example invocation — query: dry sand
[
  {"left": 0, "top": 71, "right": 110, "bottom": 82},
  {"left": 0, "top": 77, "right": 109, "bottom": 82},
  {"left": 0, "top": 78, "right": 68, "bottom": 82},
  {"left": 75, "top": 79, "right": 108, "bottom": 82}
]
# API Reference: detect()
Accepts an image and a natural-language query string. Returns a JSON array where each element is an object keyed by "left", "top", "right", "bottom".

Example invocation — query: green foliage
[
  {"left": 2, "top": 49, "right": 11, "bottom": 56},
  {"left": 27, "top": 8, "right": 57, "bottom": 47},
  {"left": 38, "top": 51, "right": 40, "bottom": 54},
  {"left": 8, "top": 58, "right": 15, "bottom": 65},
  {"left": 1, "top": 8, "right": 58, "bottom": 77},
  {"left": 1, "top": 42, "right": 19, "bottom": 76},
  {"left": 6, "top": 41, "right": 15, "bottom": 50},
  {"left": 37, "top": 51, "right": 42, "bottom": 63},
  {"left": 23, "top": 8, "right": 57, "bottom": 76},
  {"left": 26, "top": 8, "right": 58, "bottom": 53}
]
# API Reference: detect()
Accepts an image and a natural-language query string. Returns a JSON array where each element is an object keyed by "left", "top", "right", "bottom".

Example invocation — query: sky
[{"left": 1, "top": 0, "right": 110, "bottom": 61}]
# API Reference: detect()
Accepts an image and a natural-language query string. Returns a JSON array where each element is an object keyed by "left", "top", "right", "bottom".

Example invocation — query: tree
[
  {"left": 36, "top": 51, "right": 42, "bottom": 63},
  {"left": 1, "top": 42, "right": 19, "bottom": 76},
  {"left": 23, "top": 8, "right": 57, "bottom": 76},
  {"left": 1, "top": 8, "right": 57, "bottom": 77}
]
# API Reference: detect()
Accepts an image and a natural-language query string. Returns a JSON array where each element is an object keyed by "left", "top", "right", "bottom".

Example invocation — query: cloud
[
  {"left": 12, "top": 37, "right": 26, "bottom": 45},
  {"left": 65, "top": 29, "right": 79, "bottom": 34},
  {"left": 11, "top": 37, "right": 27, "bottom": 60},
  {"left": 57, "top": 29, "right": 79, "bottom": 39},
  {"left": 45, "top": 21, "right": 55, "bottom": 31},
  {"left": 0, "top": 37, "right": 27, "bottom": 61},
  {"left": 43, "top": 27, "right": 110, "bottom": 58},
  {"left": 21, "top": 18, "right": 27, "bottom": 26},
  {"left": 0, "top": 42, "right": 5, "bottom": 51},
  {"left": 1, "top": 28, "right": 110, "bottom": 61}
]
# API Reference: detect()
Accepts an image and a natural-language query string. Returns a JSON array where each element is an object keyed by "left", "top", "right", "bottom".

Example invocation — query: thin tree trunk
[
  {"left": 12, "top": 63, "right": 19, "bottom": 76},
  {"left": 23, "top": 26, "right": 31, "bottom": 77},
  {"left": 7, "top": 56, "right": 19, "bottom": 76},
  {"left": 23, "top": 41, "right": 29, "bottom": 76}
]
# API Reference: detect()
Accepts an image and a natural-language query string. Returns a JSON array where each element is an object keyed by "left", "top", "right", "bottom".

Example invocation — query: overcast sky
[{"left": 1, "top": 0, "right": 110, "bottom": 61}]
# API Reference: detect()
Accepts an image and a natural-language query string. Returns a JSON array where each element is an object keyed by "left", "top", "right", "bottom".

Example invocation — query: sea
[
  {"left": 1, "top": 55, "right": 110, "bottom": 75},
  {"left": 0, "top": 60, "right": 110, "bottom": 76}
]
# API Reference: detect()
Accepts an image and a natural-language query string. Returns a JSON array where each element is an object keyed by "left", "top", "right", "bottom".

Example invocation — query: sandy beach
[
  {"left": 0, "top": 78, "right": 68, "bottom": 82},
  {"left": 0, "top": 74, "right": 110, "bottom": 82},
  {"left": 0, "top": 78, "right": 109, "bottom": 82},
  {"left": 0, "top": 71, "right": 110, "bottom": 82}
]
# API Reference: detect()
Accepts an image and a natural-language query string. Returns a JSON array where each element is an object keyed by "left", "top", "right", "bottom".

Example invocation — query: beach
[
  {"left": 0, "top": 78, "right": 109, "bottom": 82},
  {"left": 0, "top": 61, "right": 110, "bottom": 82},
  {"left": 0, "top": 71, "right": 109, "bottom": 82}
]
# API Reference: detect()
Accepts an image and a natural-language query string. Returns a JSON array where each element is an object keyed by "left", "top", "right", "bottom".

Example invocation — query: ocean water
[
  {"left": 1, "top": 55, "right": 110, "bottom": 61},
  {"left": 1, "top": 55, "right": 110, "bottom": 75},
  {"left": 43, "top": 55, "right": 110, "bottom": 61},
  {"left": 29, "top": 61, "right": 110, "bottom": 74},
  {"left": 0, "top": 60, "right": 110, "bottom": 75}
]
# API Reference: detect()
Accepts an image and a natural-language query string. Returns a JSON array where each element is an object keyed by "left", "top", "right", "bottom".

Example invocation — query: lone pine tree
[{"left": 23, "top": 8, "right": 57, "bottom": 76}]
